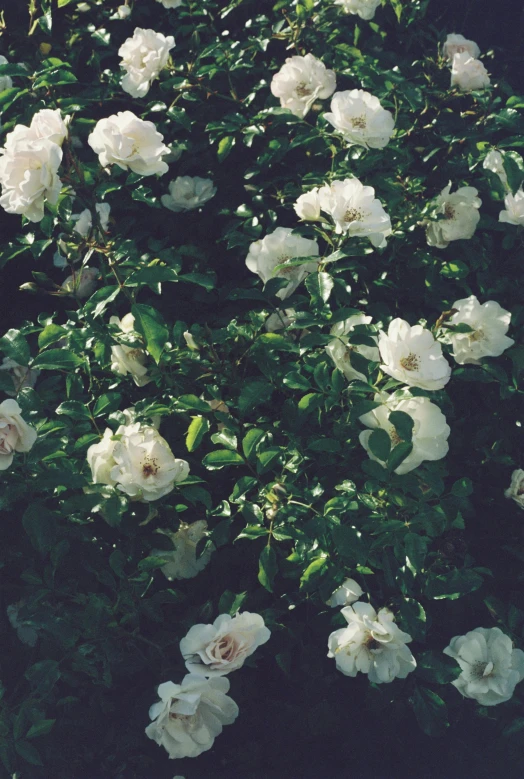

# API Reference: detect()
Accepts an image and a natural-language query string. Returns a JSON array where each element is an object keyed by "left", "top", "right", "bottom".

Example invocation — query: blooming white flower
[
  {"left": 446, "top": 296, "right": 514, "bottom": 365},
  {"left": 328, "top": 602, "right": 416, "bottom": 683},
  {"left": 443, "top": 33, "right": 480, "bottom": 61},
  {"left": 319, "top": 178, "right": 392, "bottom": 247},
  {"left": 86, "top": 427, "right": 117, "bottom": 486},
  {"left": 451, "top": 52, "right": 490, "bottom": 92},
  {"left": 245, "top": 226, "right": 320, "bottom": 300},
  {"left": 161, "top": 176, "right": 216, "bottom": 212},
  {"left": 61, "top": 267, "right": 98, "bottom": 298},
  {"left": 270, "top": 53, "right": 336, "bottom": 119},
  {"left": 483, "top": 150, "right": 509, "bottom": 191},
  {"left": 326, "top": 313, "right": 379, "bottom": 383},
  {"left": 334, "top": 0, "right": 381, "bottom": 20},
  {"left": 505, "top": 469, "right": 524, "bottom": 510},
  {"left": 499, "top": 188, "right": 524, "bottom": 226},
  {"left": 153, "top": 520, "right": 213, "bottom": 580},
  {"left": 265, "top": 308, "right": 296, "bottom": 333},
  {"left": 425, "top": 183, "right": 481, "bottom": 249},
  {"left": 180, "top": 612, "right": 271, "bottom": 677},
  {"left": 119, "top": 27, "right": 175, "bottom": 98},
  {"left": 0, "top": 55, "right": 13, "bottom": 92},
  {"left": 0, "top": 137, "right": 62, "bottom": 222},
  {"left": 88, "top": 111, "right": 169, "bottom": 176},
  {"left": 324, "top": 89, "right": 395, "bottom": 150},
  {"left": 156, "top": 0, "right": 183, "bottom": 7},
  {"left": 294, "top": 188, "right": 323, "bottom": 221},
  {"left": 378, "top": 319, "right": 451, "bottom": 390},
  {"left": 110, "top": 313, "right": 151, "bottom": 387},
  {"left": 444, "top": 627, "right": 524, "bottom": 706},
  {"left": 359, "top": 393, "right": 450, "bottom": 474},
  {"left": 327, "top": 578, "right": 364, "bottom": 608},
  {"left": 0, "top": 399, "right": 37, "bottom": 470},
  {"left": 145, "top": 675, "right": 238, "bottom": 759},
  {"left": 0, "top": 358, "right": 39, "bottom": 396},
  {"left": 29, "top": 108, "right": 70, "bottom": 146}
]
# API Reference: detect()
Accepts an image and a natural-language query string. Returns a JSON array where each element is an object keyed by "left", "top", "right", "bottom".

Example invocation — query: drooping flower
[
  {"left": 499, "top": 189, "right": 524, "bottom": 226},
  {"left": 378, "top": 319, "right": 451, "bottom": 390},
  {"left": 444, "top": 627, "right": 524, "bottom": 706},
  {"left": 161, "top": 176, "right": 216, "bottom": 212},
  {"left": 327, "top": 578, "right": 364, "bottom": 608},
  {"left": 270, "top": 53, "right": 336, "bottom": 119},
  {"left": 319, "top": 178, "right": 392, "bottom": 247},
  {"left": 359, "top": 393, "right": 450, "bottom": 475},
  {"left": 0, "top": 399, "right": 37, "bottom": 470},
  {"left": 451, "top": 52, "right": 490, "bottom": 92},
  {"left": 0, "top": 358, "right": 39, "bottom": 396},
  {"left": 153, "top": 520, "right": 213, "bottom": 580},
  {"left": 180, "top": 612, "right": 271, "bottom": 677},
  {"left": 505, "top": 469, "right": 524, "bottom": 510},
  {"left": 325, "top": 313, "right": 379, "bottom": 383},
  {"left": 442, "top": 33, "right": 480, "bottom": 61},
  {"left": 334, "top": 0, "right": 382, "bottom": 20},
  {"left": 245, "top": 226, "right": 320, "bottom": 300},
  {"left": 145, "top": 676, "right": 239, "bottom": 759},
  {"left": 324, "top": 89, "right": 395, "bottom": 150},
  {"left": 445, "top": 296, "right": 514, "bottom": 365},
  {"left": 119, "top": 27, "right": 175, "bottom": 98},
  {"left": 328, "top": 602, "right": 416, "bottom": 683},
  {"left": 109, "top": 313, "right": 151, "bottom": 387},
  {"left": 0, "top": 136, "right": 62, "bottom": 222},
  {"left": 425, "top": 183, "right": 481, "bottom": 249},
  {"left": 483, "top": 149, "right": 509, "bottom": 191},
  {"left": 88, "top": 111, "right": 169, "bottom": 176}
]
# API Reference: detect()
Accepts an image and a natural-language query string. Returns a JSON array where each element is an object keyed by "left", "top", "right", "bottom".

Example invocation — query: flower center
[
  {"left": 364, "top": 633, "right": 381, "bottom": 651},
  {"left": 278, "top": 255, "right": 296, "bottom": 275},
  {"left": 399, "top": 353, "right": 420, "bottom": 371},
  {"left": 444, "top": 204, "right": 456, "bottom": 219},
  {"left": 142, "top": 458, "right": 160, "bottom": 478},
  {"left": 344, "top": 208, "right": 363, "bottom": 223},
  {"left": 295, "top": 82, "right": 312, "bottom": 97},
  {"left": 350, "top": 114, "right": 367, "bottom": 129},
  {"left": 468, "top": 328, "right": 485, "bottom": 342},
  {"left": 390, "top": 428, "right": 401, "bottom": 446},
  {"left": 471, "top": 660, "right": 494, "bottom": 680}
]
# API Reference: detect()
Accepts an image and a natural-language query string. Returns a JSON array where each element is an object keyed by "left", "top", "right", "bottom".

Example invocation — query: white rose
[
  {"left": 294, "top": 188, "right": 322, "bottom": 221},
  {"left": 61, "top": 267, "right": 98, "bottom": 299},
  {"left": 451, "top": 52, "right": 490, "bottom": 92},
  {"left": 334, "top": 0, "right": 381, "bottom": 20},
  {"left": 505, "top": 469, "right": 524, "bottom": 510},
  {"left": 327, "top": 578, "right": 364, "bottom": 607},
  {"left": 265, "top": 308, "right": 296, "bottom": 333},
  {"left": 0, "top": 137, "right": 62, "bottom": 222},
  {"left": 443, "top": 33, "right": 480, "bottom": 61},
  {"left": 324, "top": 89, "right": 395, "bottom": 150},
  {"left": 0, "top": 358, "right": 39, "bottom": 396},
  {"left": 359, "top": 393, "right": 450, "bottom": 475},
  {"left": 156, "top": 0, "right": 183, "bottom": 7},
  {"left": 72, "top": 203, "right": 111, "bottom": 237},
  {"left": 0, "top": 55, "right": 13, "bottom": 92},
  {"left": 161, "top": 176, "right": 216, "bottom": 212},
  {"left": 86, "top": 427, "right": 118, "bottom": 486},
  {"left": 328, "top": 602, "right": 416, "bottom": 683},
  {"left": 145, "top": 675, "right": 238, "bottom": 759},
  {"left": 483, "top": 149, "right": 509, "bottom": 191},
  {"left": 119, "top": 27, "right": 175, "bottom": 98},
  {"left": 245, "top": 226, "right": 320, "bottom": 300},
  {"left": 270, "top": 53, "right": 336, "bottom": 119},
  {"left": 446, "top": 295, "right": 514, "bottom": 365},
  {"left": 326, "top": 313, "right": 379, "bottom": 383},
  {"left": 153, "top": 520, "right": 213, "bottom": 580},
  {"left": 180, "top": 612, "right": 271, "bottom": 677},
  {"left": 116, "top": 5, "right": 131, "bottom": 18},
  {"left": 499, "top": 188, "right": 524, "bottom": 226},
  {"left": 444, "top": 627, "right": 524, "bottom": 706},
  {"left": 88, "top": 111, "right": 169, "bottom": 176},
  {"left": 110, "top": 313, "right": 151, "bottom": 387},
  {"left": 30, "top": 108, "right": 70, "bottom": 146},
  {"left": 378, "top": 318, "right": 451, "bottom": 390},
  {"left": 0, "top": 399, "right": 37, "bottom": 470},
  {"left": 317, "top": 177, "right": 392, "bottom": 247},
  {"left": 425, "top": 183, "right": 481, "bottom": 249}
]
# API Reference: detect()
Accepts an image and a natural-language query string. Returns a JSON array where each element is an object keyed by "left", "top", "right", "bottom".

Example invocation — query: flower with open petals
[
  {"left": 483, "top": 150, "right": 509, "bottom": 191},
  {"left": 446, "top": 295, "right": 514, "bottom": 365},
  {"left": 318, "top": 178, "right": 392, "bottom": 247},
  {"left": 0, "top": 136, "right": 62, "bottom": 222},
  {"left": 271, "top": 53, "right": 336, "bottom": 119},
  {"left": 505, "top": 469, "right": 524, "bottom": 510},
  {"left": 499, "top": 189, "right": 524, "bottom": 226},
  {"left": 425, "top": 183, "right": 481, "bottom": 249},
  {"left": 451, "top": 52, "right": 490, "bottom": 92},
  {"left": 246, "top": 226, "right": 319, "bottom": 300},
  {"left": 110, "top": 313, "right": 151, "bottom": 387},
  {"left": 443, "top": 33, "right": 480, "bottom": 61},
  {"left": 378, "top": 319, "right": 451, "bottom": 390},
  {"left": 324, "top": 89, "right": 394, "bottom": 149},
  {"left": 88, "top": 111, "right": 169, "bottom": 176},
  {"left": 326, "top": 313, "right": 379, "bottom": 383},
  {"left": 294, "top": 188, "right": 322, "bottom": 221},
  {"left": 0, "top": 399, "right": 37, "bottom": 470},
  {"left": 161, "top": 176, "right": 216, "bottom": 212},
  {"left": 334, "top": 0, "right": 381, "bottom": 20},
  {"left": 119, "top": 27, "right": 175, "bottom": 98}
]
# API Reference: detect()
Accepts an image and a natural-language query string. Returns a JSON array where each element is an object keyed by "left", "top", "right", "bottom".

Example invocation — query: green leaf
[
  {"left": 451, "top": 477, "right": 473, "bottom": 497},
  {"left": 417, "top": 651, "right": 461, "bottom": 685},
  {"left": 426, "top": 568, "right": 483, "bottom": 600},
  {"left": 131, "top": 303, "right": 169, "bottom": 363},
  {"left": 440, "top": 260, "right": 469, "bottom": 279},
  {"left": 15, "top": 741, "right": 43, "bottom": 767},
  {"left": 258, "top": 546, "right": 278, "bottom": 592},
  {"left": 0, "top": 329, "right": 31, "bottom": 365},
  {"left": 388, "top": 442, "right": 413, "bottom": 472},
  {"left": 202, "top": 450, "right": 245, "bottom": 469},
  {"left": 242, "top": 428, "right": 265, "bottom": 459},
  {"left": 238, "top": 380, "right": 273, "bottom": 414},
  {"left": 56, "top": 400, "right": 92, "bottom": 420},
  {"left": 22, "top": 504, "right": 57, "bottom": 554},
  {"left": 218, "top": 590, "right": 248, "bottom": 615},
  {"left": 93, "top": 392, "right": 122, "bottom": 417},
  {"left": 26, "top": 719, "right": 56, "bottom": 739},
  {"left": 306, "top": 271, "right": 333, "bottom": 303},
  {"left": 300, "top": 556, "right": 328, "bottom": 588},
  {"left": 412, "top": 687, "right": 449, "bottom": 737},
  {"left": 236, "top": 525, "right": 269, "bottom": 540},
  {"left": 398, "top": 598, "right": 426, "bottom": 641},
  {"left": 177, "top": 394, "right": 212, "bottom": 412},
  {"left": 217, "top": 135, "right": 235, "bottom": 161},
  {"left": 32, "top": 349, "right": 83, "bottom": 371},
  {"left": 186, "top": 416, "right": 210, "bottom": 452},
  {"left": 83, "top": 286, "right": 120, "bottom": 318},
  {"left": 38, "top": 324, "right": 66, "bottom": 349},
  {"left": 388, "top": 410, "right": 414, "bottom": 442},
  {"left": 405, "top": 533, "right": 428, "bottom": 572},
  {"left": 138, "top": 555, "right": 170, "bottom": 572},
  {"left": 332, "top": 525, "right": 367, "bottom": 565},
  {"left": 368, "top": 428, "right": 391, "bottom": 462}
]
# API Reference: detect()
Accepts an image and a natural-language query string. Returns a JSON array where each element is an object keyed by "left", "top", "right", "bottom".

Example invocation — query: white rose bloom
[
  {"left": 359, "top": 393, "right": 450, "bottom": 475},
  {"left": 0, "top": 358, "right": 39, "bottom": 396},
  {"left": 425, "top": 183, "right": 481, "bottom": 249},
  {"left": 245, "top": 226, "right": 320, "bottom": 301},
  {"left": 119, "top": 27, "right": 175, "bottom": 98},
  {"left": 324, "top": 89, "right": 395, "bottom": 150},
  {"left": 444, "top": 627, "right": 524, "bottom": 706},
  {"left": 86, "top": 427, "right": 117, "bottom": 486},
  {"left": 483, "top": 150, "right": 509, "bottom": 191},
  {"left": 499, "top": 188, "right": 524, "bottom": 226},
  {"left": 326, "top": 313, "right": 379, "bottom": 383},
  {"left": 154, "top": 520, "right": 213, "bottom": 580},
  {"left": 180, "top": 612, "right": 271, "bottom": 677},
  {"left": 334, "top": 0, "right": 381, "bottom": 20},
  {"left": 0, "top": 55, "right": 13, "bottom": 92},
  {"left": 505, "top": 469, "right": 524, "bottom": 510},
  {"left": 327, "top": 578, "right": 364, "bottom": 607},
  {"left": 270, "top": 53, "right": 336, "bottom": 119},
  {"left": 0, "top": 399, "right": 37, "bottom": 470},
  {"left": 72, "top": 203, "right": 111, "bottom": 237},
  {"left": 443, "top": 33, "right": 481, "bottom": 61},
  {"left": 446, "top": 295, "right": 514, "bottom": 365},
  {"left": 328, "top": 602, "right": 416, "bottom": 683},
  {"left": 0, "top": 137, "right": 62, "bottom": 222},
  {"left": 451, "top": 52, "right": 490, "bottom": 92},
  {"left": 378, "top": 318, "right": 451, "bottom": 390},
  {"left": 265, "top": 308, "right": 296, "bottom": 333},
  {"left": 110, "top": 313, "right": 151, "bottom": 387},
  {"left": 30, "top": 108, "right": 70, "bottom": 146},
  {"left": 161, "top": 176, "right": 216, "bottom": 212},
  {"left": 318, "top": 177, "right": 392, "bottom": 247},
  {"left": 294, "top": 188, "right": 322, "bottom": 221},
  {"left": 62, "top": 267, "right": 98, "bottom": 298},
  {"left": 88, "top": 111, "right": 169, "bottom": 176},
  {"left": 145, "top": 675, "right": 238, "bottom": 759},
  {"left": 156, "top": 0, "right": 183, "bottom": 7}
]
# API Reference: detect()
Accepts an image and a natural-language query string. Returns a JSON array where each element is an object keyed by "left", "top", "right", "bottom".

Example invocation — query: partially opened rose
[{"left": 0, "top": 399, "right": 37, "bottom": 470}]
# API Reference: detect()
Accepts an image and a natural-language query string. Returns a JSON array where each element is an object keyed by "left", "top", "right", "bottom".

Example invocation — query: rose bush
[{"left": 1, "top": 1, "right": 524, "bottom": 777}]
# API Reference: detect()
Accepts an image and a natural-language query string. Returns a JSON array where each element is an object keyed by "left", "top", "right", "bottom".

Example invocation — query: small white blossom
[
  {"left": 444, "top": 627, "right": 524, "bottom": 706},
  {"left": 110, "top": 313, "right": 151, "bottom": 387},
  {"left": 318, "top": 178, "right": 392, "bottom": 247},
  {"left": 161, "top": 176, "right": 216, "bottom": 212},
  {"left": 156, "top": 0, "right": 183, "bottom": 7},
  {"left": 451, "top": 52, "right": 490, "bottom": 92},
  {"left": 326, "top": 313, "right": 379, "bottom": 383},
  {"left": 294, "top": 188, "right": 322, "bottom": 221},
  {"left": 324, "top": 89, "right": 395, "bottom": 150},
  {"left": 334, "top": 0, "right": 381, "bottom": 20},
  {"left": 0, "top": 55, "right": 13, "bottom": 92},
  {"left": 499, "top": 188, "right": 524, "bottom": 226},
  {"left": 88, "top": 111, "right": 169, "bottom": 176},
  {"left": 0, "top": 358, "right": 39, "bottom": 396},
  {"left": 115, "top": 5, "right": 131, "bottom": 18},
  {"left": 327, "top": 578, "right": 364, "bottom": 607},
  {"left": 245, "top": 226, "right": 320, "bottom": 300},
  {"left": 153, "top": 521, "right": 213, "bottom": 580},
  {"left": 180, "top": 612, "right": 271, "bottom": 677},
  {"left": 505, "top": 469, "right": 524, "bottom": 510},
  {"left": 119, "top": 27, "right": 175, "bottom": 98},
  {"left": 270, "top": 53, "right": 336, "bottom": 119},
  {"left": 378, "top": 318, "right": 451, "bottom": 391},
  {"left": 145, "top": 675, "right": 238, "bottom": 759},
  {"left": 443, "top": 33, "right": 480, "bottom": 61},
  {"left": 425, "top": 183, "right": 481, "bottom": 249},
  {"left": 483, "top": 150, "right": 509, "bottom": 191},
  {"left": 0, "top": 399, "right": 37, "bottom": 470},
  {"left": 328, "top": 602, "right": 416, "bottom": 683},
  {"left": 446, "top": 295, "right": 514, "bottom": 365}
]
